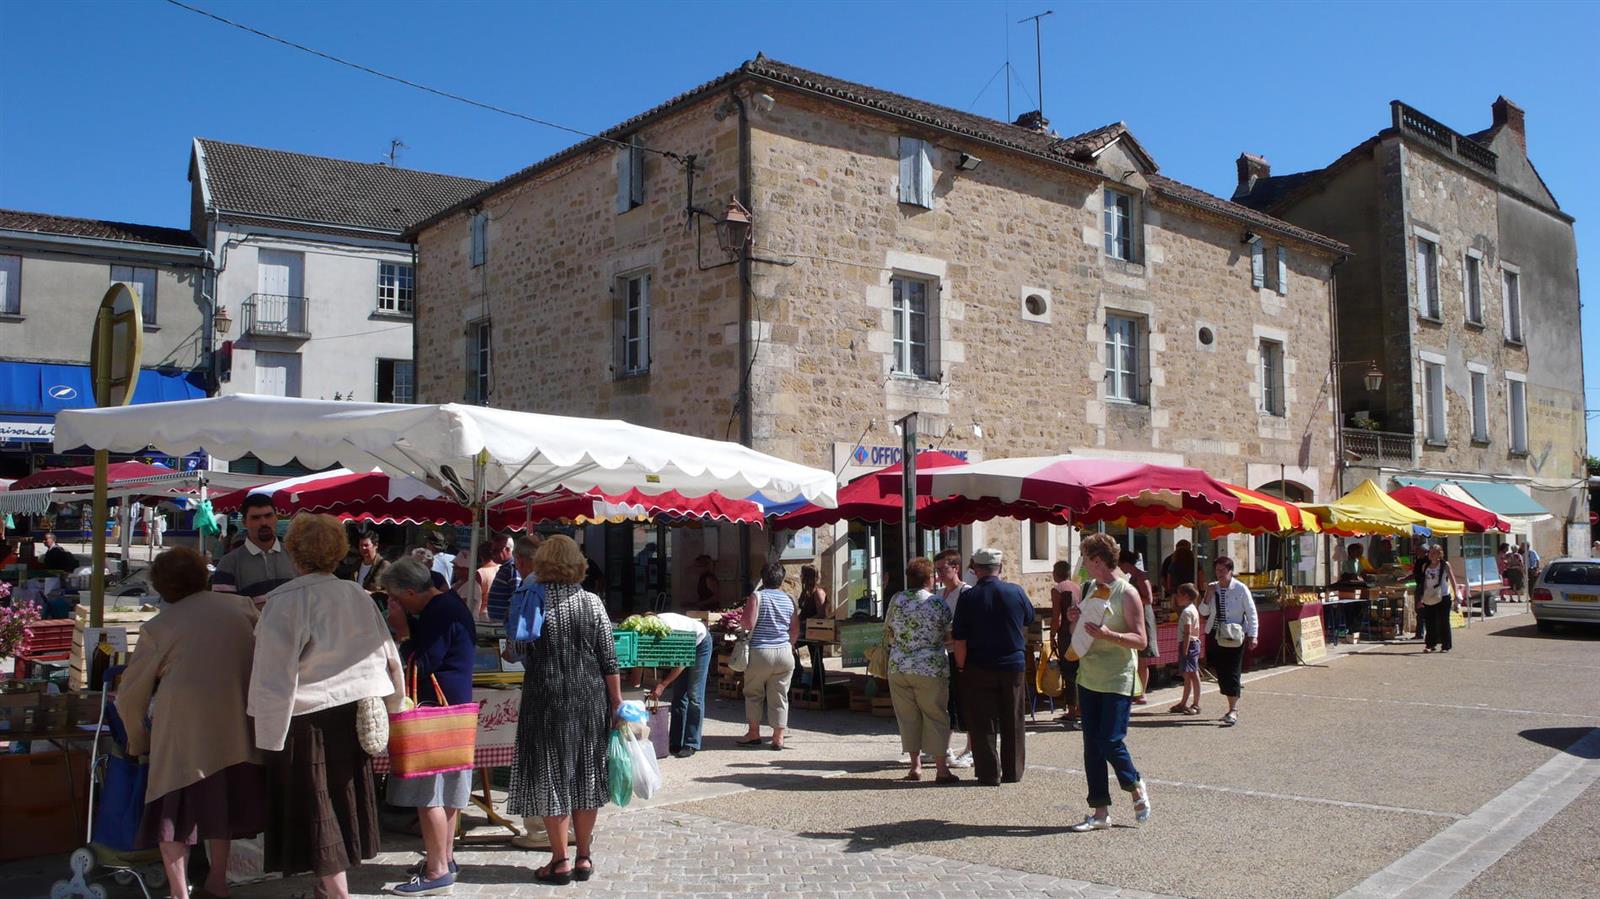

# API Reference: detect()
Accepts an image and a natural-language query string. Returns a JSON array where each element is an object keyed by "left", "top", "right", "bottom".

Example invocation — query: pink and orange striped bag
[{"left": 387, "top": 667, "right": 478, "bottom": 778}]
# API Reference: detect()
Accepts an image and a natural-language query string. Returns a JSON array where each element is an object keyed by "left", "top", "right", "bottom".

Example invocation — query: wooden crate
[
  {"left": 71, "top": 607, "right": 157, "bottom": 690},
  {"left": 848, "top": 692, "right": 872, "bottom": 713},
  {"left": 871, "top": 694, "right": 897, "bottom": 718},
  {"left": 716, "top": 675, "right": 743, "bottom": 700},
  {"left": 791, "top": 682, "right": 850, "bottom": 710}
]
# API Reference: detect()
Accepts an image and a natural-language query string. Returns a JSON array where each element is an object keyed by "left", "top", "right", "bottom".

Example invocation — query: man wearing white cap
[{"left": 949, "top": 547, "right": 1035, "bottom": 785}]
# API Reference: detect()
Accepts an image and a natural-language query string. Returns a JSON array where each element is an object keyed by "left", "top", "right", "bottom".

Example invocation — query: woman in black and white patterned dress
[{"left": 506, "top": 536, "right": 621, "bottom": 886}]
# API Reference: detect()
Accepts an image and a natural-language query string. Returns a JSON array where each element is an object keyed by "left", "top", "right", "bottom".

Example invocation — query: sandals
[
  {"left": 736, "top": 737, "right": 765, "bottom": 746},
  {"left": 1068, "top": 814, "right": 1111, "bottom": 832},
  {"left": 1184, "top": 706, "right": 1201, "bottom": 716},
  {"left": 902, "top": 771, "right": 923, "bottom": 782},
  {"left": 934, "top": 772, "right": 961, "bottom": 784},
  {"left": 574, "top": 856, "right": 594, "bottom": 883},
  {"left": 1167, "top": 702, "right": 1189, "bottom": 713},
  {"left": 534, "top": 859, "right": 574, "bottom": 885},
  {"left": 1221, "top": 711, "right": 1238, "bottom": 727},
  {"left": 1132, "top": 781, "right": 1153, "bottom": 824}
]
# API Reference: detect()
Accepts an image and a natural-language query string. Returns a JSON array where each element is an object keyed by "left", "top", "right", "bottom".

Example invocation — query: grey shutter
[
  {"left": 1276, "top": 245, "right": 1288, "bottom": 295},
  {"left": 611, "top": 278, "right": 625, "bottom": 375},
  {"left": 916, "top": 141, "right": 934, "bottom": 208},
  {"left": 615, "top": 149, "right": 632, "bottom": 214},
  {"left": 898, "top": 137, "right": 918, "bottom": 205},
  {"left": 470, "top": 214, "right": 486, "bottom": 266},
  {"left": 629, "top": 136, "right": 645, "bottom": 208},
  {"left": 1250, "top": 239, "right": 1264, "bottom": 288},
  {"left": 642, "top": 273, "right": 652, "bottom": 369}
]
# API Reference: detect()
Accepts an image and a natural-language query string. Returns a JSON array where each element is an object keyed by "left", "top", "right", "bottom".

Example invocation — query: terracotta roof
[
  {"left": 1233, "top": 135, "right": 1386, "bottom": 217},
  {"left": 0, "top": 208, "right": 201, "bottom": 249},
  {"left": 195, "top": 139, "right": 489, "bottom": 235},
  {"left": 409, "top": 55, "right": 1341, "bottom": 253}
]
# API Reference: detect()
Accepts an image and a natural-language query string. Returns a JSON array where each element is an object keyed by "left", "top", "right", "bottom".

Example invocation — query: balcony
[
  {"left": 242, "top": 293, "right": 310, "bottom": 338},
  {"left": 1342, "top": 428, "right": 1415, "bottom": 466},
  {"left": 1391, "top": 101, "right": 1498, "bottom": 175}
]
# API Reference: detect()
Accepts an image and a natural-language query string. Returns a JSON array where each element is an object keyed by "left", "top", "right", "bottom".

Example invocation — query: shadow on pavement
[
  {"left": 798, "top": 818, "right": 1079, "bottom": 853},
  {"left": 692, "top": 771, "right": 975, "bottom": 793},
  {"left": 1487, "top": 623, "right": 1600, "bottom": 640},
  {"left": 1519, "top": 726, "right": 1600, "bottom": 759},
  {"left": 1128, "top": 717, "right": 1220, "bottom": 729}
]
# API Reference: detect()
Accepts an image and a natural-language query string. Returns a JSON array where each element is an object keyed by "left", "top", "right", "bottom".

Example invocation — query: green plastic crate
[
  {"left": 612, "top": 629, "right": 639, "bottom": 667},
  {"left": 634, "top": 631, "right": 700, "bottom": 667}
]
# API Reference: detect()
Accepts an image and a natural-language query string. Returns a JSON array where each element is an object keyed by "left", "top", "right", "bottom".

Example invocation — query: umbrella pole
[
  {"left": 464, "top": 451, "right": 487, "bottom": 617},
  {"left": 90, "top": 450, "right": 108, "bottom": 628}
]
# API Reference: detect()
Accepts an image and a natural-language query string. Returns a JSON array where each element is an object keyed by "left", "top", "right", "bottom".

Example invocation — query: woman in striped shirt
[{"left": 739, "top": 563, "right": 799, "bottom": 750}]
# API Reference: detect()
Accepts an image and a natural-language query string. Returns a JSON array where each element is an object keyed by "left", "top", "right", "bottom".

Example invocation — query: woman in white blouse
[{"left": 1201, "top": 556, "right": 1257, "bottom": 728}]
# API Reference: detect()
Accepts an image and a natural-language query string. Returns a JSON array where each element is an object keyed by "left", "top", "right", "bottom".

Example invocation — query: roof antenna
[
  {"left": 1018, "top": 10, "right": 1053, "bottom": 120},
  {"left": 1005, "top": 1, "right": 1012, "bottom": 121},
  {"left": 383, "top": 137, "right": 407, "bottom": 167}
]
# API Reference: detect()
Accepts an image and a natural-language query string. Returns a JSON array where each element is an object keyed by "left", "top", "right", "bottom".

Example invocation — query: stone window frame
[
  {"left": 1020, "top": 521, "right": 1057, "bottom": 574},
  {"left": 1102, "top": 187, "right": 1141, "bottom": 263},
  {"left": 1505, "top": 370, "right": 1529, "bottom": 456},
  {"left": 1466, "top": 361, "right": 1491, "bottom": 445},
  {"left": 1413, "top": 226, "right": 1443, "bottom": 322},
  {"left": 1258, "top": 337, "right": 1286, "bottom": 418},
  {"left": 1419, "top": 350, "right": 1448, "bottom": 447},
  {"left": 1501, "top": 262, "right": 1524, "bottom": 346},
  {"left": 1461, "top": 249, "right": 1485, "bottom": 328},
  {"left": 1104, "top": 310, "right": 1148, "bottom": 405}
]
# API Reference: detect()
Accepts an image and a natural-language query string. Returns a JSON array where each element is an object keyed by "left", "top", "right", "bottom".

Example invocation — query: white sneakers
[
  {"left": 1068, "top": 815, "right": 1111, "bottom": 832},
  {"left": 947, "top": 750, "right": 974, "bottom": 769}
]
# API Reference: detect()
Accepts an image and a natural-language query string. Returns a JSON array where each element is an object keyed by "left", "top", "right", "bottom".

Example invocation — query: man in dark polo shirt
[{"left": 950, "top": 547, "right": 1035, "bottom": 786}]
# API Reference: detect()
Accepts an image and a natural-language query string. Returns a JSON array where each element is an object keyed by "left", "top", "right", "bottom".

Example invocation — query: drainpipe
[
  {"left": 733, "top": 87, "right": 753, "bottom": 595},
  {"left": 1326, "top": 253, "right": 1348, "bottom": 588},
  {"left": 411, "top": 241, "right": 420, "bottom": 403}
]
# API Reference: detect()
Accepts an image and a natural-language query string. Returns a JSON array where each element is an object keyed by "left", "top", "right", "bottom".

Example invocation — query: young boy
[{"left": 1170, "top": 583, "right": 1203, "bottom": 715}]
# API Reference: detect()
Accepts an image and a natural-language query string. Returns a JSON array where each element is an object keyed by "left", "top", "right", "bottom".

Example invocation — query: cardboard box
[{"left": 804, "top": 619, "right": 839, "bottom": 642}]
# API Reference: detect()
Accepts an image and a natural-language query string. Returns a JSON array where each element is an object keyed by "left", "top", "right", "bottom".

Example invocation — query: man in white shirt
[
  {"left": 211, "top": 494, "right": 296, "bottom": 599},
  {"left": 645, "top": 612, "right": 712, "bottom": 758},
  {"left": 425, "top": 532, "right": 456, "bottom": 584}
]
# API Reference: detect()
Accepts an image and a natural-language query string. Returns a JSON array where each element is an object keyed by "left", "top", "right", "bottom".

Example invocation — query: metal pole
[
  {"left": 898, "top": 413, "right": 918, "bottom": 578},
  {"left": 90, "top": 308, "right": 111, "bottom": 629}
]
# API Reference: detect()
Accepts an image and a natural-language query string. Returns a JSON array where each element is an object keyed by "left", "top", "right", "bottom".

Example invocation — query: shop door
[{"left": 843, "top": 520, "right": 879, "bottom": 616}]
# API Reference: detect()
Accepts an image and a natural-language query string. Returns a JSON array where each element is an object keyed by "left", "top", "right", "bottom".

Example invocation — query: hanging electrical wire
[{"left": 162, "top": 0, "right": 685, "bottom": 163}]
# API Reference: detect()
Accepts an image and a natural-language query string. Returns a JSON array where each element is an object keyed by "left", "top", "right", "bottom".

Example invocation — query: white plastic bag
[{"left": 624, "top": 727, "right": 662, "bottom": 800}]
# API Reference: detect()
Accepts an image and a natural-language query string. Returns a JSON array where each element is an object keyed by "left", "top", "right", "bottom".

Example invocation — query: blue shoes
[{"left": 392, "top": 868, "right": 456, "bottom": 895}]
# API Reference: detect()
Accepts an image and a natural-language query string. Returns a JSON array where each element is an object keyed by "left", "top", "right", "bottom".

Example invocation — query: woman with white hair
[{"left": 1417, "top": 544, "right": 1461, "bottom": 654}]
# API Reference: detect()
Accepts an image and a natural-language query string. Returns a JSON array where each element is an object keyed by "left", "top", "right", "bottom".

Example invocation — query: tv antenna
[
  {"left": 1017, "top": 10, "right": 1053, "bottom": 118},
  {"left": 383, "top": 138, "right": 408, "bottom": 167}
]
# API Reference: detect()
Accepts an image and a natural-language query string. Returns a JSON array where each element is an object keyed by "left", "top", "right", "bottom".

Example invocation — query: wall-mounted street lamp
[
  {"left": 713, "top": 198, "right": 752, "bottom": 259},
  {"left": 212, "top": 304, "right": 232, "bottom": 336},
  {"left": 1362, "top": 361, "right": 1384, "bottom": 393}
]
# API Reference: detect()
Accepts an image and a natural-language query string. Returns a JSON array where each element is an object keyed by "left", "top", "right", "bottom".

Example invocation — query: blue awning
[
  {"left": 1454, "top": 480, "right": 1550, "bottom": 518},
  {"left": 1392, "top": 476, "right": 1446, "bottom": 490},
  {"left": 0, "top": 361, "right": 207, "bottom": 416}
]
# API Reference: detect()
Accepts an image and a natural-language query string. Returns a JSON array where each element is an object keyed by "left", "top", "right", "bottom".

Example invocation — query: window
[
  {"left": 377, "top": 262, "right": 414, "bottom": 314},
  {"left": 614, "top": 272, "right": 651, "bottom": 376},
  {"left": 890, "top": 275, "right": 934, "bottom": 379},
  {"left": 470, "top": 213, "right": 487, "bottom": 267},
  {"left": 1469, "top": 368, "right": 1489, "bottom": 443},
  {"left": 1422, "top": 359, "right": 1446, "bottom": 444},
  {"left": 110, "top": 265, "right": 157, "bottom": 323},
  {"left": 1416, "top": 236, "right": 1440, "bottom": 319},
  {"left": 1507, "top": 373, "right": 1528, "bottom": 453},
  {"left": 376, "top": 358, "right": 415, "bottom": 404},
  {"left": 1260, "top": 339, "right": 1285, "bottom": 416},
  {"left": 1026, "top": 522, "right": 1052, "bottom": 563},
  {"left": 1464, "top": 253, "right": 1483, "bottom": 324},
  {"left": 898, "top": 137, "right": 934, "bottom": 208},
  {"left": 615, "top": 135, "right": 644, "bottom": 213},
  {"left": 1103, "top": 189, "right": 1134, "bottom": 261},
  {"left": 1503, "top": 268, "right": 1523, "bottom": 343},
  {"left": 0, "top": 254, "right": 18, "bottom": 315},
  {"left": 1105, "top": 313, "right": 1144, "bottom": 403},
  {"left": 465, "top": 319, "right": 491, "bottom": 404}
]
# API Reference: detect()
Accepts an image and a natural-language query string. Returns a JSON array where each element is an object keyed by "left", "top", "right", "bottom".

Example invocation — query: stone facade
[{"left": 412, "top": 63, "right": 1345, "bottom": 606}]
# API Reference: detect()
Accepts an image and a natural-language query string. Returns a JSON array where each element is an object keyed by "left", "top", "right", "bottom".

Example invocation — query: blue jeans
[
  {"left": 669, "top": 636, "right": 714, "bottom": 752},
  {"left": 1079, "top": 686, "right": 1141, "bottom": 808}
]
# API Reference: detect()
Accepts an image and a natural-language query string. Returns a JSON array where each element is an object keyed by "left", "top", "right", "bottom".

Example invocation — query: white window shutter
[
  {"left": 1250, "top": 240, "right": 1264, "bottom": 288},
  {"left": 615, "top": 149, "right": 633, "bottom": 214},
  {"left": 916, "top": 141, "right": 934, "bottom": 208},
  {"left": 1275, "top": 245, "right": 1288, "bottom": 295},
  {"left": 898, "top": 138, "right": 918, "bottom": 204}
]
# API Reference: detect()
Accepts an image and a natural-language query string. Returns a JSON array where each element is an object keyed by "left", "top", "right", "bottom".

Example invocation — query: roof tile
[{"left": 0, "top": 208, "right": 201, "bottom": 248}]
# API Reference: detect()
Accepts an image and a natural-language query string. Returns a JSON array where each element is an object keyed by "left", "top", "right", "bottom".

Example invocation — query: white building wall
[{"left": 212, "top": 222, "right": 413, "bottom": 402}]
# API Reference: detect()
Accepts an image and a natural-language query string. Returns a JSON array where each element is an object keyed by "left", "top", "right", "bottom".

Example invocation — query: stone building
[
  {"left": 407, "top": 56, "right": 1349, "bottom": 611},
  {"left": 1235, "top": 98, "right": 1585, "bottom": 574},
  {"left": 0, "top": 209, "right": 209, "bottom": 478}
]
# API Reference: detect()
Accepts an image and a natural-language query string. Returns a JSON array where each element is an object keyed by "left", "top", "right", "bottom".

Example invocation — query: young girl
[{"left": 1169, "top": 583, "right": 1203, "bottom": 715}]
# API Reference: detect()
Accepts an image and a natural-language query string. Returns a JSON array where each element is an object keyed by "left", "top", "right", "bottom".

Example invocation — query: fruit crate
[
  {"left": 634, "top": 631, "right": 699, "bottom": 667},
  {"left": 612, "top": 629, "right": 639, "bottom": 668}
]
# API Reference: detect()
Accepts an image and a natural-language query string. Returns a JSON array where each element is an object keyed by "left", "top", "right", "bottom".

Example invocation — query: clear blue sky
[{"left": 3, "top": 0, "right": 1596, "bottom": 447}]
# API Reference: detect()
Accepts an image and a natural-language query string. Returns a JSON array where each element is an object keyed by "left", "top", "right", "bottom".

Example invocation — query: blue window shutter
[
  {"left": 1276, "top": 245, "right": 1288, "bottom": 295},
  {"left": 898, "top": 137, "right": 918, "bottom": 205},
  {"left": 1250, "top": 240, "right": 1264, "bottom": 288},
  {"left": 615, "top": 148, "right": 632, "bottom": 214},
  {"left": 916, "top": 141, "right": 934, "bottom": 208}
]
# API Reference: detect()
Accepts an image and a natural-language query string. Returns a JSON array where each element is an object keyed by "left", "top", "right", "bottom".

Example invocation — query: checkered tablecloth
[
  {"left": 371, "top": 744, "right": 515, "bottom": 775},
  {"left": 370, "top": 685, "right": 520, "bottom": 775}
]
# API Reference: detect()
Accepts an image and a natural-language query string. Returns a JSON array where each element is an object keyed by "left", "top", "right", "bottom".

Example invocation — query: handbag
[
  {"left": 729, "top": 593, "right": 762, "bottom": 673},
  {"left": 1215, "top": 584, "right": 1246, "bottom": 648},
  {"left": 355, "top": 695, "right": 390, "bottom": 756},
  {"left": 387, "top": 666, "right": 478, "bottom": 778}
]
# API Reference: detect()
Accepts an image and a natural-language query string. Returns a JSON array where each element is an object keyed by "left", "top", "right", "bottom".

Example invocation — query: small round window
[
  {"left": 1198, "top": 326, "right": 1215, "bottom": 346},
  {"left": 1024, "top": 294, "right": 1048, "bottom": 316}
]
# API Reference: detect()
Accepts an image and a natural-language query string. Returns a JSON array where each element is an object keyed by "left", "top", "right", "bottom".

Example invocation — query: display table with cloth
[{"left": 369, "top": 685, "right": 520, "bottom": 841}]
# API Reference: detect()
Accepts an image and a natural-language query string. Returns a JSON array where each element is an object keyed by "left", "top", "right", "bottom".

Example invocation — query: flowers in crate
[
  {"left": 712, "top": 607, "right": 744, "bottom": 634},
  {"left": 0, "top": 599, "right": 42, "bottom": 659}
]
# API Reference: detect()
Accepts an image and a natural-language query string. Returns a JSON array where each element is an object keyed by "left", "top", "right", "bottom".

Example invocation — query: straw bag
[
  {"left": 388, "top": 667, "right": 478, "bottom": 778},
  {"left": 355, "top": 695, "right": 389, "bottom": 756}
]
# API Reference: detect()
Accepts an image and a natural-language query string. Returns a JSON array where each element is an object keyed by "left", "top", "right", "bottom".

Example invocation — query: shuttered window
[
  {"left": 1, "top": 254, "right": 22, "bottom": 315},
  {"left": 111, "top": 265, "right": 158, "bottom": 323},
  {"left": 1275, "top": 245, "right": 1288, "bottom": 296},
  {"left": 613, "top": 272, "right": 651, "bottom": 377},
  {"left": 1422, "top": 360, "right": 1446, "bottom": 444},
  {"left": 470, "top": 214, "right": 487, "bottom": 267},
  {"left": 1260, "top": 339, "right": 1285, "bottom": 416},
  {"left": 1507, "top": 375, "right": 1528, "bottom": 453},
  {"left": 898, "top": 137, "right": 934, "bottom": 208},
  {"left": 465, "top": 319, "right": 491, "bottom": 403},
  {"left": 1250, "top": 238, "right": 1265, "bottom": 289},
  {"left": 1464, "top": 253, "right": 1483, "bottom": 324},
  {"left": 616, "top": 135, "right": 645, "bottom": 213},
  {"left": 1416, "top": 236, "right": 1440, "bottom": 319},
  {"left": 1104, "top": 190, "right": 1134, "bottom": 261},
  {"left": 1502, "top": 269, "right": 1523, "bottom": 343}
]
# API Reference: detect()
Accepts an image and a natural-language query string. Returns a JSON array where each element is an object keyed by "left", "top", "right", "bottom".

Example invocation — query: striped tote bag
[{"left": 388, "top": 668, "right": 478, "bottom": 778}]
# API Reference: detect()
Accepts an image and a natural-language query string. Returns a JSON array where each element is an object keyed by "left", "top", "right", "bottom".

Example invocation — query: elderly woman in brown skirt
[
  {"left": 249, "top": 513, "right": 404, "bottom": 899},
  {"left": 117, "top": 547, "right": 267, "bottom": 899}
]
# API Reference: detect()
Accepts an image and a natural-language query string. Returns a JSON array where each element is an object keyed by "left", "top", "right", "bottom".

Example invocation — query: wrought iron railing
[
  {"left": 1391, "top": 101, "right": 1497, "bottom": 174},
  {"left": 242, "top": 293, "right": 310, "bottom": 337},
  {"left": 1342, "top": 428, "right": 1415, "bottom": 465}
]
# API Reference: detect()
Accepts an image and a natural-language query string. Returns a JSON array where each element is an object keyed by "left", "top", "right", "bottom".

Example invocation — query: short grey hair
[
  {"left": 513, "top": 535, "right": 542, "bottom": 560},
  {"left": 380, "top": 557, "right": 434, "bottom": 594}
]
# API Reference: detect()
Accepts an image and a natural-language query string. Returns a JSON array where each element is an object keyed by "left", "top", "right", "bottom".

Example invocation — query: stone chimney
[
  {"left": 1013, "top": 110, "right": 1050, "bottom": 133},
  {"left": 1234, "top": 153, "right": 1271, "bottom": 200},
  {"left": 1492, "top": 96, "right": 1525, "bottom": 148}
]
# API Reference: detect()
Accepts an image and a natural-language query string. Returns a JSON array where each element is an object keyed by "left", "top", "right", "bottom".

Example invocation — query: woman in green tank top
[{"left": 1066, "top": 533, "right": 1151, "bottom": 832}]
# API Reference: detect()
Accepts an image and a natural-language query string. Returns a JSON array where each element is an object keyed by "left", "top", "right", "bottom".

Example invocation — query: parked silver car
[{"left": 1530, "top": 558, "right": 1600, "bottom": 632}]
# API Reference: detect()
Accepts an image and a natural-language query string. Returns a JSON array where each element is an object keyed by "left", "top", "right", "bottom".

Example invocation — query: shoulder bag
[
  {"left": 729, "top": 593, "right": 761, "bottom": 673},
  {"left": 388, "top": 665, "right": 478, "bottom": 778},
  {"left": 865, "top": 595, "right": 895, "bottom": 680},
  {"left": 1215, "top": 583, "right": 1246, "bottom": 648}
]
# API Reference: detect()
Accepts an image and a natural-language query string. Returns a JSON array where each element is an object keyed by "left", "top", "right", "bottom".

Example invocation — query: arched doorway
[{"left": 1252, "top": 480, "right": 1313, "bottom": 583}]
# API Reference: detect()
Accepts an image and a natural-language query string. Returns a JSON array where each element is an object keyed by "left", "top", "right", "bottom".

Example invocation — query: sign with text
[
  {"left": 1288, "top": 616, "right": 1327, "bottom": 665},
  {"left": 831, "top": 442, "right": 980, "bottom": 480}
]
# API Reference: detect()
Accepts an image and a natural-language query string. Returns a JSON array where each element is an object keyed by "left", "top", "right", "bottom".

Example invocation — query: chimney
[
  {"left": 1491, "top": 96, "right": 1525, "bottom": 148},
  {"left": 1013, "top": 110, "right": 1050, "bottom": 133},
  {"left": 1234, "top": 153, "right": 1271, "bottom": 200}
]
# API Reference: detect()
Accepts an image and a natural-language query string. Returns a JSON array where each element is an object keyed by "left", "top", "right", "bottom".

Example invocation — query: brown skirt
[
  {"left": 137, "top": 762, "right": 268, "bottom": 848},
  {"left": 264, "top": 703, "right": 382, "bottom": 878}
]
